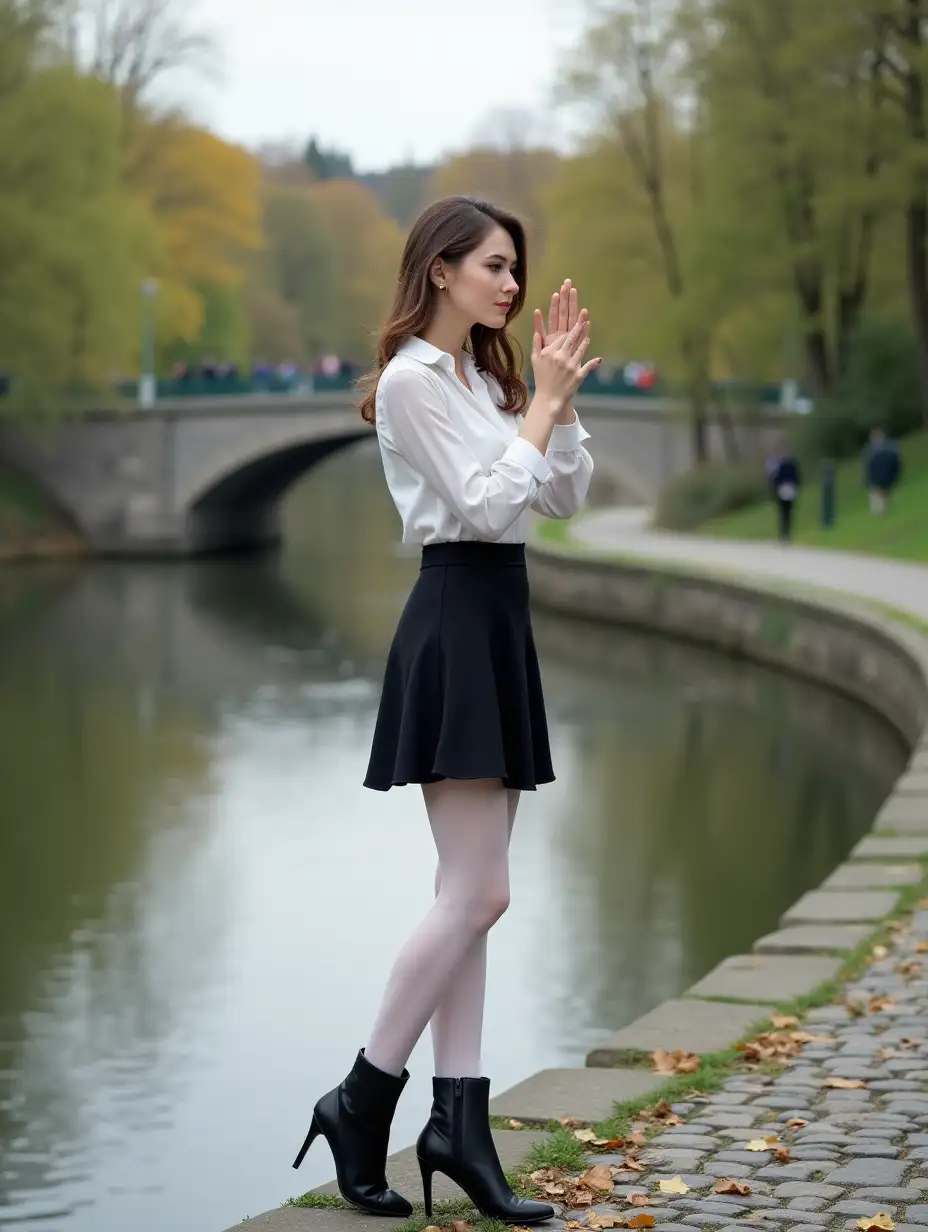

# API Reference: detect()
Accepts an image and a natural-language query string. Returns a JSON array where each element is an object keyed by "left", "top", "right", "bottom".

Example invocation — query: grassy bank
[
  {"left": 700, "top": 432, "right": 928, "bottom": 559},
  {"left": 0, "top": 463, "right": 85, "bottom": 561}
]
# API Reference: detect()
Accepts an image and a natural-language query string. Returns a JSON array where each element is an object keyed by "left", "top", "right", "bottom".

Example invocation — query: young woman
[{"left": 292, "top": 196, "right": 596, "bottom": 1223}]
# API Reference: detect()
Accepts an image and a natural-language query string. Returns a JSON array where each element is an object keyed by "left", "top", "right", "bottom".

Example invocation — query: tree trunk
[{"left": 906, "top": 197, "right": 928, "bottom": 425}]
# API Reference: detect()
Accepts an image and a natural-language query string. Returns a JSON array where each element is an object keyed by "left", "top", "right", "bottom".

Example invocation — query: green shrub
[
  {"left": 796, "top": 318, "right": 922, "bottom": 460},
  {"left": 655, "top": 458, "right": 770, "bottom": 531}
]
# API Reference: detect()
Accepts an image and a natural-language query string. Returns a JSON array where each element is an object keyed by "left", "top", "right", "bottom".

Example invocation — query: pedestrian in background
[
  {"left": 766, "top": 443, "right": 802, "bottom": 543},
  {"left": 863, "top": 427, "right": 902, "bottom": 514}
]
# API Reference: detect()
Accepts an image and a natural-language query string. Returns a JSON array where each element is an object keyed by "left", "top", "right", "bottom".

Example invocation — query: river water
[{"left": 0, "top": 440, "right": 908, "bottom": 1232}]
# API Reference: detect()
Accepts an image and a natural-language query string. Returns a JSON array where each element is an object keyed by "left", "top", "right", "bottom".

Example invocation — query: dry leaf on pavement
[
  {"left": 627, "top": 1215, "right": 656, "bottom": 1229},
  {"left": 626, "top": 1193, "right": 650, "bottom": 1206},
  {"left": 586, "top": 1215, "right": 624, "bottom": 1230},
  {"left": 578, "top": 1166, "right": 615, "bottom": 1194},
  {"left": 825, "top": 1077, "right": 867, "bottom": 1089},
  {"left": 651, "top": 1048, "right": 700, "bottom": 1075},
  {"left": 771, "top": 1015, "right": 798, "bottom": 1028},
  {"left": 785, "top": 1118, "right": 808, "bottom": 1129},
  {"left": 714, "top": 1179, "right": 752, "bottom": 1196},
  {"left": 658, "top": 1177, "right": 690, "bottom": 1194},
  {"left": 857, "top": 1215, "right": 895, "bottom": 1232}
]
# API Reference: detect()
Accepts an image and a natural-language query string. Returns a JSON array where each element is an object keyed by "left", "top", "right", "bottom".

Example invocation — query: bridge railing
[{"left": 115, "top": 373, "right": 793, "bottom": 405}]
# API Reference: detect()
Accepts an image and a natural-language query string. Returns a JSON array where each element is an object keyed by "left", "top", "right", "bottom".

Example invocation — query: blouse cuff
[
  {"left": 548, "top": 413, "right": 591, "bottom": 452},
  {"left": 504, "top": 435, "right": 553, "bottom": 484}
]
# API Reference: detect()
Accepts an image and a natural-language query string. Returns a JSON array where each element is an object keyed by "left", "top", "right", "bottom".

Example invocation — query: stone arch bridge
[{"left": 0, "top": 393, "right": 781, "bottom": 556}]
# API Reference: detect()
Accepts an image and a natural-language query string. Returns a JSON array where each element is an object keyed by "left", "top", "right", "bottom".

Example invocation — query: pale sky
[{"left": 179, "top": 0, "right": 584, "bottom": 172}]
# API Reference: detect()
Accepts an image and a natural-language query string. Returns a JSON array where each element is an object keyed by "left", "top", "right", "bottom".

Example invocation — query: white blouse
[{"left": 374, "top": 337, "right": 594, "bottom": 545}]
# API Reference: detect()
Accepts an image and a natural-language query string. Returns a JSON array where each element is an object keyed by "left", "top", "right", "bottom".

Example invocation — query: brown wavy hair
[{"left": 358, "top": 196, "right": 528, "bottom": 425}]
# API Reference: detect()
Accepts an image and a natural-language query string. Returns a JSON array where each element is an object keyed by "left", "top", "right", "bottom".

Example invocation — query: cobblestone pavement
[{"left": 552, "top": 904, "right": 928, "bottom": 1232}]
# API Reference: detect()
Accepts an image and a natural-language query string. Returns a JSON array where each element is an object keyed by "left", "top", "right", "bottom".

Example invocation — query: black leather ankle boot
[
  {"left": 292, "top": 1049, "right": 412, "bottom": 1217},
  {"left": 416, "top": 1076, "right": 555, "bottom": 1224}
]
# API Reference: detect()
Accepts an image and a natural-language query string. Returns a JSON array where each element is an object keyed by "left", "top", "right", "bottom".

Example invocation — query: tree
[
  {"left": 303, "top": 136, "right": 354, "bottom": 182},
  {"left": 865, "top": 0, "right": 928, "bottom": 422},
  {"left": 689, "top": 0, "right": 889, "bottom": 399},
  {"left": 253, "top": 183, "right": 337, "bottom": 362},
  {"left": 125, "top": 118, "right": 264, "bottom": 356},
  {"left": 559, "top": 0, "right": 716, "bottom": 460},
  {"left": 307, "top": 179, "right": 404, "bottom": 361},
  {"left": 0, "top": 65, "right": 156, "bottom": 398},
  {"left": 61, "top": 0, "right": 216, "bottom": 111}
]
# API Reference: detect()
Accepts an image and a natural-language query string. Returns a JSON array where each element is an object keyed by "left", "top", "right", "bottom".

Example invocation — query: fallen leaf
[
  {"left": 628, "top": 1131, "right": 648, "bottom": 1147},
  {"left": 825, "top": 1077, "right": 867, "bottom": 1089},
  {"left": 785, "top": 1118, "right": 808, "bottom": 1129},
  {"left": 896, "top": 960, "right": 923, "bottom": 980},
  {"left": 586, "top": 1215, "right": 624, "bottom": 1231},
  {"left": 745, "top": 1139, "right": 774, "bottom": 1152},
  {"left": 872, "top": 945, "right": 889, "bottom": 959},
  {"left": 508, "top": 1119, "right": 524, "bottom": 1129},
  {"left": 658, "top": 1177, "right": 690, "bottom": 1194},
  {"left": 626, "top": 1193, "right": 650, "bottom": 1206},
  {"left": 714, "top": 1179, "right": 752, "bottom": 1196},
  {"left": 857, "top": 1215, "right": 895, "bottom": 1232},
  {"left": 559, "top": 1116, "right": 582, "bottom": 1128},
  {"left": 573, "top": 1191, "right": 594, "bottom": 1207},
  {"left": 651, "top": 1048, "right": 700, "bottom": 1076},
  {"left": 771, "top": 1015, "right": 798, "bottom": 1028},
  {"left": 594, "top": 1137, "right": 627, "bottom": 1152},
  {"left": 624, "top": 1156, "right": 646, "bottom": 1172},
  {"left": 869, "top": 995, "right": 896, "bottom": 1014},
  {"left": 566, "top": 1223, "right": 584, "bottom": 1230},
  {"left": 578, "top": 1166, "right": 614, "bottom": 1194},
  {"left": 775, "top": 1147, "right": 791, "bottom": 1163},
  {"left": 916, "top": 941, "right": 928, "bottom": 954},
  {"left": 544, "top": 1183, "right": 566, "bottom": 1196},
  {"left": 574, "top": 1129, "right": 599, "bottom": 1143},
  {"left": 627, "top": 1216, "right": 656, "bottom": 1229}
]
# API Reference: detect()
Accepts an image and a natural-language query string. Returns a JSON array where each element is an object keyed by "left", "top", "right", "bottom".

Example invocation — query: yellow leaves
[
  {"left": 745, "top": 1137, "right": 779, "bottom": 1152},
  {"left": 847, "top": 995, "right": 896, "bottom": 1018},
  {"left": 737, "top": 1028, "right": 829, "bottom": 1067},
  {"left": 857, "top": 1215, "right": 894, "bottom": 1232},
  {"left": 771, "top": 1015, "right": 798, "bottom": 1029},
  {"left": 627, "top": 1215, "right": 656, "bottom": 1229},
  {"left": 825, "top": 1077, "right": 868, "bottom": 1089},
  {"left": 715, "top": 1179, "right": 751, "bottom": 1196},
  {"left": 508, "top": 1119, "right": 524, "bottom": 1129},
  {"left": 658, "top": 1177, "right": 690, "bottom": 1194},
  {"left": 652, "top": 1049, "right": 700, "bottom": 1075}
]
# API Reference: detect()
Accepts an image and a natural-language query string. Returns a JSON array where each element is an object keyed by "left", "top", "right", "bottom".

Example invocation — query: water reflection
[{"left": 0, "top": 441, "right": 909, "bottom": 1232}]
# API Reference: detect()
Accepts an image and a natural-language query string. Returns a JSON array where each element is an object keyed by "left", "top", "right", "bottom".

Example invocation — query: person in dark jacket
[
  {"left": 863, "top": 428, "right": 902, "bottom": 514},
  {"left": 766, "top": 444, "right": 802, "bottom": 542}
]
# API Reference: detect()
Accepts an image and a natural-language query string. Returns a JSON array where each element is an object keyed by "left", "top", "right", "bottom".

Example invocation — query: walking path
[
  {"left": 232, "top": 513, "right": 928, "bottom": 1232},
  {"left": 571, "top": 509, "right": 928, "bottom": 622}
]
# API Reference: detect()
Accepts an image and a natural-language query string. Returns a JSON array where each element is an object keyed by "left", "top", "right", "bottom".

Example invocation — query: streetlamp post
[{"left": 139, "top": 278, "right": 160, "bottom": 410}]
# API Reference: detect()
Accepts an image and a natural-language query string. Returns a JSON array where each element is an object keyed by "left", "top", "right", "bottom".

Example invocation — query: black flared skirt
[{"left": 363, "top": 541, "right": 555, "bottom": 792}]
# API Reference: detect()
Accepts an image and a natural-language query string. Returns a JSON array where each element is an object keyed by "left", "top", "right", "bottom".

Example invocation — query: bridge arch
[{"left": 183, "top": 429, "right": 373, "bottom": 554}]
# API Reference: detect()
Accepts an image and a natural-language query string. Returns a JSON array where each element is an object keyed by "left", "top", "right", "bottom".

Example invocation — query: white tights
[{"left": 364, "top": 778, "right": 518, "bottom": 1079}]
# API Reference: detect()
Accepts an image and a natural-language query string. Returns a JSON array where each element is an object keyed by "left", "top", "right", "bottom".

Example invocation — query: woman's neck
[{"left": 421, "top": 314, "right": 471, "bottom": 363}]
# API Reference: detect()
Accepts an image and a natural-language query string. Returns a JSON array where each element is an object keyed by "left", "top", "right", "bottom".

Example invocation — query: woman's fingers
[
  {"left": 548, "top": 308, "right": 588, "bottom": 351},
  {"left": 534, "top": 307, "right": 546, "bottom": 345}
]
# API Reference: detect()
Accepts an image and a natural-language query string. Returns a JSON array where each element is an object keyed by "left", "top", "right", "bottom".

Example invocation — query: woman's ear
[{"left": 429, "top": 259, "right": 446, "bottom": 290}]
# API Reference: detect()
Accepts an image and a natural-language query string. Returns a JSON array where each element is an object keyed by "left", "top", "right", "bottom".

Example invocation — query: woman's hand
[
  {"left": 534, "top": 278, "right": 580, "bottom": 351},
  {"left": 530, "top": 310, "right": 601, "bottom": 414}
]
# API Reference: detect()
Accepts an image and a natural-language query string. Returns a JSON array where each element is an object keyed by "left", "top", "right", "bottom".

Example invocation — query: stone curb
[{"left": 234, "top": 538, "right": 928, "bottom": 1230}]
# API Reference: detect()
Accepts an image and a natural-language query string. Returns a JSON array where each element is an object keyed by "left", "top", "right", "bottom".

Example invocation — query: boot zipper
[{"left": 453, "top": 1078, "right": 463, "bottom": 1162}]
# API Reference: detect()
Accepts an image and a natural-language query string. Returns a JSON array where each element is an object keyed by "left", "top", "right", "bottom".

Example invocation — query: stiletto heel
[
  {"left": 292, "top": 1115, "right": 322, "bottom": 1170},
  {"left": 419, "top": 1156, "right": 435, "bottom": 1218},
  {"left": 416, "top": 1077, "right": 555, "bottom": 1224},
  {"left": 292, "top": 1049, "right": 413, "bottom": 1217}
]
